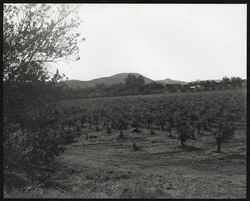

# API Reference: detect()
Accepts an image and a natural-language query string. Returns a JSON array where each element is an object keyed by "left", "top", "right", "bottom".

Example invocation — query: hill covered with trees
[{"left": 61, "top": 74, "right": 246, "bottom": 99}]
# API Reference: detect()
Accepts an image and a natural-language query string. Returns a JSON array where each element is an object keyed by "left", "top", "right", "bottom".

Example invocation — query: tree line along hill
[{"left": 61, "top": 73, "right": 246, "bottom": 99}]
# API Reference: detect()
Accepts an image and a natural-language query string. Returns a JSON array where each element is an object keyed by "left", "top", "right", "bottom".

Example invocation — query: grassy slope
[{"left": 6, "top": 125, "right": 246, "bottom": 198}]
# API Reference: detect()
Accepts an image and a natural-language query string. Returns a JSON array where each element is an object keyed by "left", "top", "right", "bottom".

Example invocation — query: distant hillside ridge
[
  {"left": 156, "top": 78, "right": 187, "bottom": 85},
  {"left": 66, "top": 73, "right": 187, "bottom": 89}
]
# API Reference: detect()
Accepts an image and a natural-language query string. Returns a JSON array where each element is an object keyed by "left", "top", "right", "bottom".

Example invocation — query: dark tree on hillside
[
  {"left": 137, "top": 75, "right": 145, "bottom": 87},
  {"left": 124, "top": 74, "right": 145, "bottom": 89},
  {"left": 146, "top": 82, "right": 164, "bottom": 90},
  {"left": 221, "top": 76, "right": 231, "bottom": 88},
  {"left": 230, "top": 77, "right": 244, "bottom": 88},
  {"left": 165, "top": 83, "right": 181, "bottom": 92},
  {"left": 95, "top": 83, "right": 107, "bottom": 92}
]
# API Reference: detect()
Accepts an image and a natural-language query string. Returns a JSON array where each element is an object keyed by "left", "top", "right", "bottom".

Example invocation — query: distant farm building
[{"left": 190, "top": 85, "right": 201, "bottom": 89}]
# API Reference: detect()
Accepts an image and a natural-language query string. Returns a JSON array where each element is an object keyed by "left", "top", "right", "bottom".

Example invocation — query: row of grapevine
[{"left": 56, "top": 90, "right": 246, "bottom": 152}]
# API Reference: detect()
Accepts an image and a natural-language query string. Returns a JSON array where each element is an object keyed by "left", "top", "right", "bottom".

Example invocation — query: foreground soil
[
  {"left": 52, "top": 125, "right": 247, "bottom": 198},
  {"left": 6, "top": 125, "right": 246, "bottom": 198}
]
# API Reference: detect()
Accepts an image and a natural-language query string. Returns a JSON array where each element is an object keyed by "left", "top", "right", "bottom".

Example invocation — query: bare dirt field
[{"left": 33, "top": 125, "right": 246, "bottom": 199}]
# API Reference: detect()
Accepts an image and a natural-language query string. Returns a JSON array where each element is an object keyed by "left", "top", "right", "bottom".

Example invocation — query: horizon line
[{"left": 64, "top": 72, "right": 246, "bottom": 82}]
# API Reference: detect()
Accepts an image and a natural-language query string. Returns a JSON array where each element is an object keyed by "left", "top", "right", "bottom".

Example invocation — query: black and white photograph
[{"left": 3, "top": 3, "right": 247, "bottom": 198}]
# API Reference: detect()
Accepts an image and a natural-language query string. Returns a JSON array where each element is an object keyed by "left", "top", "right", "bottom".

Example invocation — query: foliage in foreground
[{"left": 3, "top": 4, "right": 82, "bottom": 191}]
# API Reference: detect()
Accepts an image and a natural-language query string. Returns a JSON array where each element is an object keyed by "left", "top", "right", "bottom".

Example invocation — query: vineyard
[
  {"left": 59, "top": 89, "right": 246, "bottom": 151},
  {"left": 5, "top": 88, "right": 246, "bottom": 198},
  {"left": 3, "top": 3, "right": 246, "bottom": 199}
]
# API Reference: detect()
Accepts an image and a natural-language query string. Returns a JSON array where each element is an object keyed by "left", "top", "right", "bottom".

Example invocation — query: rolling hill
[
  {"left": 156, "top": 78, "right": 187, "bottom": 85},
  {"left": 66, "top": 73, "right": 187, "bottom": 89}
]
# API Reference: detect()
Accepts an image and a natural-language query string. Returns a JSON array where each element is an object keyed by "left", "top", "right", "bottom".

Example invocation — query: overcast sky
[{"left": 50, "top": 4, "right": 246, "bottom": 82}]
